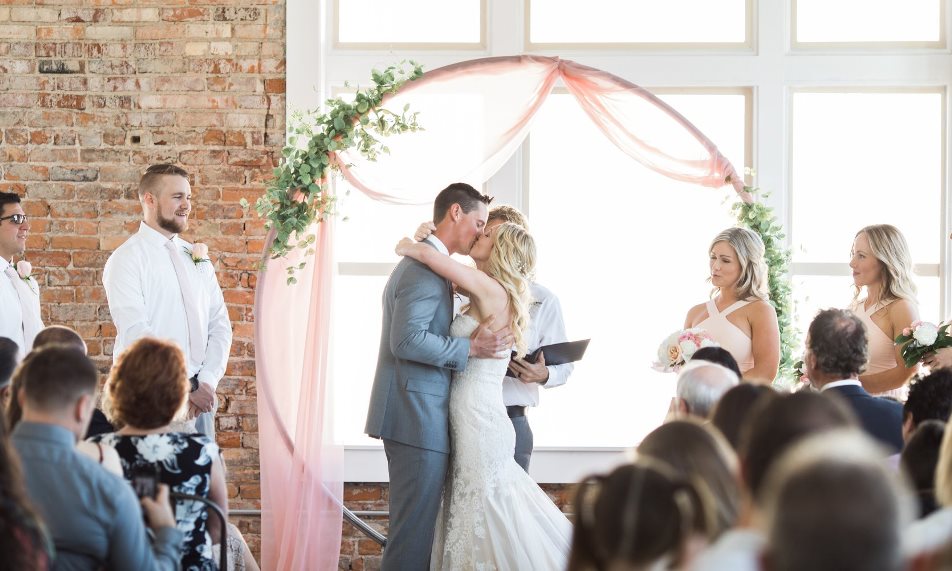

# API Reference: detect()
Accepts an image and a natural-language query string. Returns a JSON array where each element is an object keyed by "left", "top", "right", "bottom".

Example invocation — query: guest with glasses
[{"left": 0, "top": 192, "right": 43, "bottom": 358}]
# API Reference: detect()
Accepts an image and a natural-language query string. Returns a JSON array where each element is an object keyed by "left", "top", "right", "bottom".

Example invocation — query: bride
[{"left": 395, "top": 222, "right": 572, "bottom": 570}]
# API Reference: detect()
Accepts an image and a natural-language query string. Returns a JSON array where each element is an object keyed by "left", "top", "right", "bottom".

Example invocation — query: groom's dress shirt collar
[
  {"left": 103, "top": 222, "right": 232, "bottom": 388},
  {"left": 820, "top": 379, "right": 863, "bottom": 392},
  {"left": 0, "top": 255, "right": 26, "bottom": 355},
  {"left": 425, "top": 235, "right": 448, "bottom": 256}
]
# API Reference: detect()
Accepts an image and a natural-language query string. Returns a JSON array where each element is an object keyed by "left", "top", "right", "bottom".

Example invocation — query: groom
[{"left": 366, "top": 182, "right": 513, "bottom": 570}]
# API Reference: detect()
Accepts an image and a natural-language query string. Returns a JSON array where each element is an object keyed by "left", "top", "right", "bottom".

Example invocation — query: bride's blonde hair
[{"left": 483, "top": 222, "right": 536, "bottom": 357}]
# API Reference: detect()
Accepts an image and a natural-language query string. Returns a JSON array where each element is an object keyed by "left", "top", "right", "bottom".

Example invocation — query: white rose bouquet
[
  {"left": 895, "top": 321, "right": 952, "bottom": 367},
  {"left": 652, "top": 327, "right": 719, "bottom": 373}
]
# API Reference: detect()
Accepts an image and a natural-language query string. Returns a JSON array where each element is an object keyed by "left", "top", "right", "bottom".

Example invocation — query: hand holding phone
[{"left": 131, "top": 463, "right": 160, "bottom": 500}]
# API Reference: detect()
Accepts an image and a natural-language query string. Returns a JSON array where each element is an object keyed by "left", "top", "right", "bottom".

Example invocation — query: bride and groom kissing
[{"left": 365, "top": 183, "right": 573, "bottom": 570}]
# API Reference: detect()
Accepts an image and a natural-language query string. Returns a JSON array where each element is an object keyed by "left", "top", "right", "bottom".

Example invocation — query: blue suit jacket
[
  {"left": 364, "top": 242, "right": 470, "bottom": 453},
  {"left": 826, "top": 383, "right": 904, "bottom": 453}
]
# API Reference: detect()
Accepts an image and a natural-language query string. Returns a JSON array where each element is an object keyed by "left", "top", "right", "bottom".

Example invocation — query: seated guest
[
  {"left": 94, "top": 337, "right": 228, "bottom": 571},
  {"left": 901, "top": 420, "right": 945, "bottom": 518},
  {"left": 709, "top": 383, "right": 778, "bottom": 451},
  {"left": 691, "top": 345, "right": 743, "bottom": 379},
  {"left": 637, "top": 419, "right": 740, "bottom": 539},
  {"left": 0, "top": 336, "right": 17, "bottom": 409},
  {"left": 692, "top": 392, "right": 857, "bottom": 571},
  {"left": 11, "top": 345, "right": 183, "bottom": 570},
  {"left": 906, "top": 417, "right": 952, "bottom": 557},
  {"left": 673, "top": 361, "right": 738, "bottom": 419},
  {"left": 0, "top": 405, "right": 52, "bottom": 570},
  {"left": 761, "top": 430, "right": 914, "bottom": 571},
  {"left": 805, "top": 308, "right": 904, "bottom": 452},
  {"left": 568, "top": 461, "right": 715, "bottom": 571},
  {"left": 903, "top": 369, "right": 952, "bottom": 442}
]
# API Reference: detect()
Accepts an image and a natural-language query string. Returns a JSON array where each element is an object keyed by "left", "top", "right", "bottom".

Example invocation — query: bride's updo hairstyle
[
  {"left": 484, "top": 222, "right": 536, "bottom": 358},
  {"left": 710, "top": 227, "right": 769, "bottom": 302},
  {"left": 568, "top": 460, "right": 717, "bottom": 571},
  {"left": 105, "top": 337, "right": 189, "bottom": 429},
  {"left": 852, "top": 224, "right": 918, "bottom": 304}
]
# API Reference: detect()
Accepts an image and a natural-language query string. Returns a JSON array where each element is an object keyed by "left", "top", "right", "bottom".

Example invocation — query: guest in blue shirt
[{"left": 11, "top": 344, "right": 184, "bottom": 571}]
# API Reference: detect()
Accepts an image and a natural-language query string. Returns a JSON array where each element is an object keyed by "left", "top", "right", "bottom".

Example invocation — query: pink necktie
[
  {"left": 164, "top": 240, "right": 206, "bottom": 364},
  {"left": 4, "top": 266, "right": 43, "bottom": 350}
]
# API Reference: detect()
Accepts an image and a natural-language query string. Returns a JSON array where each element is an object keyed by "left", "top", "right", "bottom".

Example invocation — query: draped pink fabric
[{"left": 255, "top": 55, "right": 748, "bottom": 570}]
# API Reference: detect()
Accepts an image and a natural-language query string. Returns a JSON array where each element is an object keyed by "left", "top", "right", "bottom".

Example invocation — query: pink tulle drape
[{"left": 255, "top": 55, "right": 748, "bottom": 570}]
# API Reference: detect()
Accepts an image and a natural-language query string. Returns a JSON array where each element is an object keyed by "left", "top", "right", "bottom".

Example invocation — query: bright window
[
  {"left": 528, "top": 0, "right": 749, "bottom": 45},
  {"left": 335, "top": 0, "right": 484, "bottom": 47},
  {"left": 794, "top": 0, "right": 942, "bottom": 44}
]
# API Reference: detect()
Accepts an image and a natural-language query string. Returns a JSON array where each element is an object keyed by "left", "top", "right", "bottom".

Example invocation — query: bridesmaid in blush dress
[
  {"left": 847, "top": 224, "right": 919, "bottom": 399},
  {"left": 683, "top": 228, "right": 780, "bottom": 384}
]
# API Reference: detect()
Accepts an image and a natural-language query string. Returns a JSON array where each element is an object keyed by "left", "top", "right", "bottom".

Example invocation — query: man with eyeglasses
[{"left": 0, "top": 192, "right": 43, "bottom": 357}]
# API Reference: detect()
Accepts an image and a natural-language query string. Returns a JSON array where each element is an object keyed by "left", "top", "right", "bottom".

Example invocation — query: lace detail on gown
[{"left": 431, "top": 314, "right": 572, "bottom": 571}]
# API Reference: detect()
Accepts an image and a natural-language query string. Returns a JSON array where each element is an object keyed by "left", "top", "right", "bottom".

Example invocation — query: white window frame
[{"left": 288, "top": 0, "right": 952, "bottom": 483}]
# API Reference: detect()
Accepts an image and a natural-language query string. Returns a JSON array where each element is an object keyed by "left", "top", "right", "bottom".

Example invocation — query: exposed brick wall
[
  {"left": 340, "top": 483, "right": 577, "bottom": 570},
  {"left": 0, "top": 0, "right": 286, "bottom": 562}
]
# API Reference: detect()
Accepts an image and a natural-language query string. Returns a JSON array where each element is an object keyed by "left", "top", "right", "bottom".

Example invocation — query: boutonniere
[
  {"left": 15, "top": 260, "right": 33, "bottom": 282},
  {"left": 186, "top": 243, "right": 210, "bottom": 266}
]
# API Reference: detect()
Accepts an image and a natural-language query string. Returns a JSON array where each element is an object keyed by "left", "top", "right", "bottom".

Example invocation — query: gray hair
[{"left": 676, "top": 362, "right": 739, "bottom": 418}]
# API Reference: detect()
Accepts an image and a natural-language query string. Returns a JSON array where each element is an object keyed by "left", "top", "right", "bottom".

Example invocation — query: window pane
[
  {"left": 337, "top": 0, "right": 482, "bottom": 44},
  {"left": 791, "top": 275, "right": 940, "bottom": 351},
  {"left": 527, "top": 92, "right": 746, "bottom": 446},
  {"left": 796, "top": 0, "right": 941, "bottom": 43},
  {"left": 335, "top": 183, "right": 433, "bottom": 263},
  {"left": 792, "top": 92, "right": 942, "bottom": 264},
  {"left": 530, "top": 0, "right": 747, "bottom": 44},
  {"left": 332, "top": 274, "right": 388, "bottom": 446}
]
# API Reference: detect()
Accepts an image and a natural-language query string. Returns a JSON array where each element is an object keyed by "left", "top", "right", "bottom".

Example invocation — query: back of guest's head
[
  {"left": 0, "top": 405, "right": 49, "bottom": 570},
  {"left": 18, "top": 345, "right": 97, "bottom": 413},
  {"left": 690, "top": 346, "right": 742, "bottom": 378},
  {"left": 709, "top": 227, "right": 768, "bottom": 301},
  {"left": 487, "top": 205, "right": 529, "bottom": 229},
  {"left": 904, "top": 370, "right": 952, "bottom": 429},
  {"left": 32, "top": 325, "right": 87, "bottom": 355},
  {"left": 709, "top": 383, "right": 778, "bottom": 450},
  {"left": 762, "top": 430, "right": 912, "bottom": 571},
  {"left": 853, "top": 224, "right": 917, "bottom": 303},
  {"left": 106, "top": 337, "right": 187, "bottom": 430},
  {"left": 568, "top": 461, "right": 714, "bottom": 571},
  {"left": 901, "top": 420, "right": 945, "bottom": 518},
  {"left": 807, "top": 308, "right": 868, "bottom": 378},
  {"left": 637, "top": 419, "right": 740, "bottom": 537},
  {"left": 0, "top": 337, "right": 18, "bottom": 387},
  {"left": 432, "top": 182, "right": 493, "bottom": 224},
  {"left": 930, "top": 416, "right": 952, "bottom": 508},
  {"left": 676, "top": 362, "right": 738, "bottom": 418},
  {"left": 740, "top": 391, "right": 858, "bottom": 503}
]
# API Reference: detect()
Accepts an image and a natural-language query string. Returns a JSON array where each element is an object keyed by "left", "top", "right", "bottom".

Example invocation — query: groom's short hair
[{"left": 433, "top": 183, "right": 493, "bottom": 223}]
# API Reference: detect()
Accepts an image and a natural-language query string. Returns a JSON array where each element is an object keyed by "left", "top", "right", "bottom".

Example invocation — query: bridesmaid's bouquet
[
  {"left": 652, "top": 328, "right": 719, "bottom": 373},
  {"left": 895, "top": 321, "right": 952, "bottom": 367}
]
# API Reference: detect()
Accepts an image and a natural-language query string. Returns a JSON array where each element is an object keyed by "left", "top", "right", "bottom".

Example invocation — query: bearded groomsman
[
  {"left": 0, "top": 192, "right": 43, "bottom": 358},
  {"left": 103, "top": 164, "right": 232, "bottom": 438}
]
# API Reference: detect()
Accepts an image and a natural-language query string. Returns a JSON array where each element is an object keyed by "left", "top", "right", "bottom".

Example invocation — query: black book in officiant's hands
[{"left": 505, "top": 339, "right": 591, "bottom": 378}]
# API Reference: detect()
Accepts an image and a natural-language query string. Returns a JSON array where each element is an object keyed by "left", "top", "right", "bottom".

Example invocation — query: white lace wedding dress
[{"left": 431, "top": 314, "right": 573, "bottom": 570}]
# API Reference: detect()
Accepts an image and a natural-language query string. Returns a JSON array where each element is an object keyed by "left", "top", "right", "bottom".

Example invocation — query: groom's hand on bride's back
[{"left": 470, "top": 314, "right": 514, "bottom": 358}]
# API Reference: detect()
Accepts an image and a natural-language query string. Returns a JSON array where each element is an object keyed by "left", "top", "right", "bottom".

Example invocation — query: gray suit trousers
[
  {"left": 511, "top": 415, "right": 533, "bottom": 472},
  {"left": 382, "top": 438, "right": 448, "bottom": 571}
]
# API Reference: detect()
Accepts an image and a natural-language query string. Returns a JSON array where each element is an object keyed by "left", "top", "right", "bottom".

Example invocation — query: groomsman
[
  {"left": 0, "top": 192, "right": 43, "bottom": 358},
  {"left": 103, "top": 164, "right": 232, "bottom": 438}
]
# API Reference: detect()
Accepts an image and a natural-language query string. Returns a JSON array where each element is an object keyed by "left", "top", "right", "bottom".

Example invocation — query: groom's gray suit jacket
[{"left": 365, "top": 245, "right": 469, "bottom": 453}]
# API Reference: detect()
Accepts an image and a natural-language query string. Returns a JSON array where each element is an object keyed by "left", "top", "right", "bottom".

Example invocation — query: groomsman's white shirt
[
  {"left": 0, "top": 256, "right": 38, "bottom": 356},
  {"left": 103, "top": 222, "right": 232, "bottom": 388},
  {"left": 502, "top": 283, "right": 573, "bottom": 407}
]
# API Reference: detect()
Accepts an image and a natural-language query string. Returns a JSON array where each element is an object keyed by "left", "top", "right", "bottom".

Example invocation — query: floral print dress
[{"left": 90, "top": 432, "right": 219, "bottom": 571}]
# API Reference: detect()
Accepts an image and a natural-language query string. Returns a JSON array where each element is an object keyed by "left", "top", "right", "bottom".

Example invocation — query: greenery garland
[
  {"left": 729, "top": 181, "right": 799, "bottom": 387},
  {"left": 243, "top": 61, "right": 424, "bottom": 283}
]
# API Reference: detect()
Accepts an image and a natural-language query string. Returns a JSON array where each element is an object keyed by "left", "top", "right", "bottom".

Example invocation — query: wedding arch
[{"left": 252, "top": 55, "right": 792, "bottom": 569}]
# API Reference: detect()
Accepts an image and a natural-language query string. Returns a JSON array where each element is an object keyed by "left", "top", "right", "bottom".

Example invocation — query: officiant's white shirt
[
  {"left": 103, "top": 222, "right": 232, "bottom": 388},
  {"left": 0, "top": 257, "right": 28, "bottom": 356}
]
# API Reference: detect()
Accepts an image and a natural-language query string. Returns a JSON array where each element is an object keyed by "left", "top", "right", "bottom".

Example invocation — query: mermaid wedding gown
[{"left": 430, "top": 314, "right": 572, "bottom": 570}]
